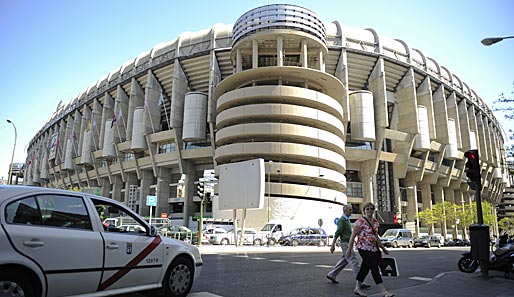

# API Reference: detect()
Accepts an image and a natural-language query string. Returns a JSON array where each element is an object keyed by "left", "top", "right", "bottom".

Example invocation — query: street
[{"left": 187, "top": 246, "right": 470, "bottom": 297}]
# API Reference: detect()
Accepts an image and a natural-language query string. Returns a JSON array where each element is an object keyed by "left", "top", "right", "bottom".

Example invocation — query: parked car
[
  {"left": 278, "top": 227, "right": 328, "bottom": 246},
  {"left": 380, "top": 228, "right": 414, "bottom": 248},
  {"left": 453, "top": 238, "right": 470, "bottom": 246},
  {"left": 117, "top": 224, "right": 146, "bottom": 233},
  {"left": 202, "top": 227, "right": 228, "bottom": 243},
  {"left": 0, "top": 185, "right": 202, "bottom": 297},
  {"left": 209, "top": 228, "right": 265, "bottom": 245},
  {"left": 158, "top": 225, "right": 198, "bottom": 244},
  {"left": 413, "top": 235, "right": 442, "bottom": 248}
]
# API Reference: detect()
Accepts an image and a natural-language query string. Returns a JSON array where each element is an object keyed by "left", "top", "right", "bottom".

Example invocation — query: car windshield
[
  {"left": 261, "top": 223, "right": 274, "bottom": 231},
  {"left": 382, "top": 230, "right": 398, "bottom": 237}
]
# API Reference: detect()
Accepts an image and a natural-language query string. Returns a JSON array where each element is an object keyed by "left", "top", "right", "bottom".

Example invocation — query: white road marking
[
  {"left": 409, "top": 276, "right": 432, "bottom": 282},
  {"left": 316, "top": 265, "right": 333, "bottom": 268},
  {"left": 251, "top": 257, "right": 267, "bottom": 260},
  {"left": 291, "top": 262, "right": 309, "bottom": 265},
  {"left": 269, "top": 259, "right": 287, "bottom": 262},
  {"left": 189, "top": 292, "right": 223, "bottom": 297},
  {"left": 235, "top": 255, "right": 248, "bottom": 258}
]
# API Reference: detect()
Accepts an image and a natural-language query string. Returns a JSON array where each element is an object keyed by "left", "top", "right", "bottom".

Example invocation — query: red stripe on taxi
[{"left": 98, "top": 235, "right": 162, "bottom": 291}]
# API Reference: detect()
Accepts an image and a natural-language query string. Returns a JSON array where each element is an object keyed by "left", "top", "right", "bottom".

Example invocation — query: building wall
[{"left": 25, "top": 4, "right": 509, "bottom": 235}]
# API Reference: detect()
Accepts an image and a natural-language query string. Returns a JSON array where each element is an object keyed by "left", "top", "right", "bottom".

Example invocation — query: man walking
[{"left": 326, "top": 204, "right": 370, "bottom": 288}]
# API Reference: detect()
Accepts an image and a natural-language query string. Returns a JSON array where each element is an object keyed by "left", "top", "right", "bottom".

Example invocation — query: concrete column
[
  {"left": 156, "top": 167, "right": 172, "bottom": 217},
  {"left": 100, "top": 178, "right": 111, "bottom": 198},
  {"left": 455, "top": 189, "right": 467, "bottom": 240},
  {"left": 124, "top": 173, "right": 139, "bottom": 206},
  {"left": 361, "top": 173, "right": 374, "bottom": 205},
  {"left": 111, "top": 175, "right": 124, "bottom": 203},
  {"left": 182, "top": 161, "right": 195, "bottom": 227},
  {"left": 139, "top": 170, "right": 154, "bottom": 217},
  {"left": 301, "top": 40, "right": 307, "bottom": 68},
  {"left": 393, "top": 178, "right": 402, "bottom": 219},
  {"left": 433, "top": 186, "right": 448, "bottom": 240},
  {"left": 236, "top": 48, "right": 242, "bottom": 73},
  {"left": 252, "top": 39, "right": 258, "bottom": 69},
  {"left": 318, "top": 49, "right": 325, "bottom": 72},
  {"left": 420, "top": 183, "right": 434, "bottom": 235},
  {"left": 444, "top": 187, "right": 457, "bottom": 239},
  {"left": 406, "top": 185, "right": 420, "bottom": 237},
  {"left": 277, "top": 36, "right": 283, "bottom": 66}
]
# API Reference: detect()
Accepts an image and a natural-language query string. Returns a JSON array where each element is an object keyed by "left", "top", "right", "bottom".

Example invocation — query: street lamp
[
  {"left": 6, "top": 119, "right": 17, "bottom": 185},
  {"left": 481, "top": 35, "right": 514, "bottom": 46}
]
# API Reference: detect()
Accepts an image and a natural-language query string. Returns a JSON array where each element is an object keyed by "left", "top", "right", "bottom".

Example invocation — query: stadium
[{"left": 24, "top": 4, "right": 509, "bottom": 237}]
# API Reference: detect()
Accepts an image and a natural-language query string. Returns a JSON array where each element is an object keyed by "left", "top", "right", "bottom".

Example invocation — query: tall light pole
[
  {"left": 7, "top": 119, "right": 17, "bottom": 185},
  {"left": 268, "top": 160, "right": 272, "bottom": 223},
  {"left": 481, "top": 35, "right": 514, "bottom": 46}
]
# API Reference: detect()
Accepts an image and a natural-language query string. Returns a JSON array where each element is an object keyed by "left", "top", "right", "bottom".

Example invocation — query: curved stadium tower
[{"left": 25, "top": 4, "right": 509, "bottom": 236}]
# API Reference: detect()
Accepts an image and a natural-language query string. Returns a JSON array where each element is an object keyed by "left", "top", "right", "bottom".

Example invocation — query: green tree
[
  {"left": 498, "top": 217, "right": 514, "bottom": 234},
  {"left": 492, "top": 81, "right": 514, "bottom": 157}
]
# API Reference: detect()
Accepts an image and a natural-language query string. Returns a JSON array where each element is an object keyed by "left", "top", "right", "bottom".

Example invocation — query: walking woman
[{"left": 346, "top": 202, "right": 394, "bottom": 297}]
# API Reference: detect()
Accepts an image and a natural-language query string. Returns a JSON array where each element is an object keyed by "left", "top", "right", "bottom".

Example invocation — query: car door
[
  {"left": 4, "top": 193, "right": 104, "bottom": 297},
  {"left": 92, "top": 199, "right": 164, "bottom": 291}
]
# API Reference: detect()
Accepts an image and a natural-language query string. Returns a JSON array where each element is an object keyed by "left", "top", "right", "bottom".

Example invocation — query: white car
[
  {"left": 201, "top": 227, "right": 228, "bottom": 243},
  {"left": 209, "top": 228, "right": 265, "bottom": 245},
  {"left": 0, "top": 185, "right": 202, "bottom": 297}
]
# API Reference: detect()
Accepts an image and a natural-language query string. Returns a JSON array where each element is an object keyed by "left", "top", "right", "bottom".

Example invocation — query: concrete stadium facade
[{"left": 25, "top": 4, "right": 509, "bottom": 237}]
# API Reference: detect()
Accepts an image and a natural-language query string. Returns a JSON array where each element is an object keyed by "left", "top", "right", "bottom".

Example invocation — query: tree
[
  {"left": 493, "top": 82, "right": 514, "bottom": 158},
  {"left": 498, "top": 217, "right": 514, "bottom": 234}
]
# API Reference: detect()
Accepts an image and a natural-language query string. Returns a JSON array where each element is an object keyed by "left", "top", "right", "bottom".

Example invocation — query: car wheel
[
  {"left": 392, "top": 241, "right": 398, "bottom": 248},
  {"left": 268, "top": 238, "right": 276, "bottom": 246},
  {"left": 427, "top": 242, "right": 431, "bottom": 248},
  {"left": 0, "top": 270, "right": 35, "bottom": 297},
  {"left": 163, "top": 257, "right": 194, "bottom": 297},
  {"left": 253, "top": 238, "right": 262, "bottom": 246},
  {"left": 220, "top": 238, "right": 230, "bottom": 245}
]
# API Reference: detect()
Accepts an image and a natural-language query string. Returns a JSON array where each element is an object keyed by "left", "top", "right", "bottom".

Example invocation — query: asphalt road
[{"left": 188, "top": 246, "right": 470, "bottom": 297}]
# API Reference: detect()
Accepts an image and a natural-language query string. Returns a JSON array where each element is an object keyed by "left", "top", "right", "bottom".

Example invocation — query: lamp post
[
  {"left": 481, "top": 35, "right": 514, "bottom": 46},
  {"left": 268, "top": 160, "right": 272, "bottom": 223},
  {"left": 6, "top": 119, "right": 17, "bottom": 185}
]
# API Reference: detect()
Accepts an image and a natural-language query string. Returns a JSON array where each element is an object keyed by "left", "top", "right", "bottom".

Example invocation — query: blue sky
[{"left": 0, "top": 0, "right": 513, "bottom": 181}]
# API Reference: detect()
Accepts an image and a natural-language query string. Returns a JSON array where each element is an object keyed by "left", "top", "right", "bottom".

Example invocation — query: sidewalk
[
  {"left": 198, "top": 245, "right": 514, "bottom": 297},
  {"left": 370, "top": 270, "right": 514, "bottom": 297}
]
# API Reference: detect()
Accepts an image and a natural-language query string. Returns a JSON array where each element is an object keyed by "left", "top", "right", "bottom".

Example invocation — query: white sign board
[
  {"left": 146, "top": 195, "right": 157, "bottom": 207},
  {"left": 218, "top": 158, "right": 264, "bottom": 210}
]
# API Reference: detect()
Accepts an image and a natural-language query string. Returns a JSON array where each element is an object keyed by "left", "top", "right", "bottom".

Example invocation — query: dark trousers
[{"left": 356, "top": 249, "right": 383, "bottom": 284}]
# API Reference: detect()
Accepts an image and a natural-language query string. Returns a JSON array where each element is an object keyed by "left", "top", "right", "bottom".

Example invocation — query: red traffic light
[{"left": 464, "top": 151, "right": 478, "bottom": 160}]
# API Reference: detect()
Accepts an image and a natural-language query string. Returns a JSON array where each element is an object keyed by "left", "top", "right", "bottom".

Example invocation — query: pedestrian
[
  {"left": 347, "top": 202, "right": 394, "bottom": 297},
  {"left": 326, "top": 204, "right": 370, "bottom": 289}
]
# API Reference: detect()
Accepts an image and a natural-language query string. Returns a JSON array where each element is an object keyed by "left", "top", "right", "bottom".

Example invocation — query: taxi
[{"left": 0, "top": 185, "right": 202, "bottom": 297}]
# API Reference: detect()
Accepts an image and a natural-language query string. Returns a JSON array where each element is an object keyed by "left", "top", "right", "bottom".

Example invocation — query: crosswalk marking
[
  {"left": 251, "top": 257, "right": 267, "bottom": 260},
  {"left": 316, "top": 265, "right": 333, "bottom": 268},
  {"left": 409, "top": 276, "right": 432, "bottom": 282},
  {"left": 291, "top": 261, "right": 309, "bottom": 265},
  {"left": 189, "top": 292, "right": 223, "bottom": 297},
  {"left": 269, "top": 259, "right": 287, "bottom": 262}
]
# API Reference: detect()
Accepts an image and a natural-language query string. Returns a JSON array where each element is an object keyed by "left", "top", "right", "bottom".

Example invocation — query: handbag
[{"left": 362, "top": 217, "right": 400, "bottom": 277}]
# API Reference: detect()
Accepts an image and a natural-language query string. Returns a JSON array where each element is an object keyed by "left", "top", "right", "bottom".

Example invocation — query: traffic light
[
  {"left": 205, "top": 192, "right": 211, "bottom": 202},
  {"left": 464, "top": 149, "right": 481, "bottom": 185},
  {"left": 197, "top": 182, "right": 204, "bottom": 199}
]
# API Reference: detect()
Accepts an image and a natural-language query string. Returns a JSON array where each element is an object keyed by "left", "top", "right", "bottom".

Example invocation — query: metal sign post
[{"left": 146, "top": 195, "right": 157, "bottom": 225}]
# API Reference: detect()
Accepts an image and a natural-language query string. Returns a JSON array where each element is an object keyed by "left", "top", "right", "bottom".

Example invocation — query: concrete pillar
[
  {"left": 139, "top": 170, "right": 154, "bottom": 217},
  {"left": 420, "top": 183, "right": 434, "bottom": 235},
  {"left": 277, "top": 36, "right": 283, "bottom": 66},
  {"left": 182, "top": 161, "right": 195, "bottom": 227},
  {"left": 393, "top": 178, "right": 402, "bottom": 219},
  {"left": 111, "top": 175, "right": 124, "bottom": 203},
  {"left": 444, "top": 187, "right": 457, "bottom": 239},
  {"left": 236, "top": 48, "right": 242, "bottom": 73},
  {"left": 252, "top": 39, "right": 258, "bottom": 69},
  {"left": 301, "top": 40, "right": 307, "bottom": 68},
  {"left": 455, "top": 189, "right": 467, "bottom": 240},
  {"left": 100, "top": 178, "right": 111, "bottom": 198},
  {"left": 318, "top": 49, "right": 325, "bottom": 72},
  {"left": 124, "top": 173, "right": 139, "bottom": 206},
  {"left": 156, "top": 167, "right": 172, "bottom": 217},
  {"left": 433, "top": 186, "right": 448, "bottom": 240},
  {"left": 406, "top": 185, "right": 419, "bottom": 237}
]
